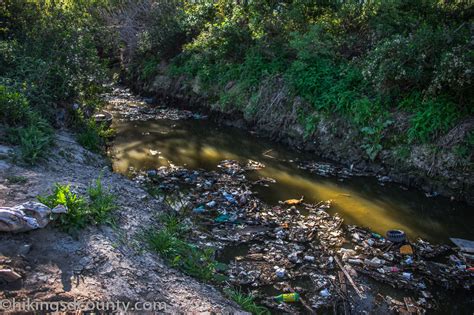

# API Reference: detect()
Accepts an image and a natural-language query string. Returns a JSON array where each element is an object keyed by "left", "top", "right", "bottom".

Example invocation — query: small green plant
[
  {"left": 6, "top": 175, "right": 28, "bottom": 184},
  {"left": 38, "top": 176, "right": 116, "bottom": 232},
  {"left": 38, "top": 183, "right": 89, "bottom": 231},
  {"left": 359, "top": 118, "right": 392, "bottom": 161},
  {"left": 0, "top": 85, "right": 31, "bottom": 125},
  {"left": 76, "top": 119, "right": 112, "bottom": 153},
  {"left": 147, "top": 229, "right": 184, "bottom": 256},
  {"left": 87, "top": 175, "right": 117, "bottom": 225},
  {"left": 0, "top": 85, "right": 54, "bottom": 164},
  {"left": 224, "top": 287, "right": 269, "bottom": 315},
  {"left": 9, "top": 123, "right": 53, "bottom": 164},
  {"left": 407, "top": 98, "right": 460, "bottom": 143}
]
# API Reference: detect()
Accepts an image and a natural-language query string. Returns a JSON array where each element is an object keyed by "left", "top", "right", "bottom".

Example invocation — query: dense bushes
[
  {"left": 3, "top": 1, "right": 471, "bottom": 162},
  {"left": 0, "top": 0, "right": 110, "bottom": 162},
  {"left": 115, "top": 0, "right": 473, "bottom": 160},
  {"left": 1, "top": 0, "right": 107, "bottom": 118}
]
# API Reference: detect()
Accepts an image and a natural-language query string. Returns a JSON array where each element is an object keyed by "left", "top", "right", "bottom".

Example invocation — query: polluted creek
[{"left": 106, "top": 88, "right": 473, "bottom": 314}]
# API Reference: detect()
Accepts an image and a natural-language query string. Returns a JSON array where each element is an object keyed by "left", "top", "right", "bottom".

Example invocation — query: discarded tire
[{"left": 386, "top": 230, "right": 406, "bottom": 243}]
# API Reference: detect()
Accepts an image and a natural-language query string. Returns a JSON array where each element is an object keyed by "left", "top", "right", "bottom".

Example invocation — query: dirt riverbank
[{"left": 0, "top": 131, "right": 241, "bottom": 313}]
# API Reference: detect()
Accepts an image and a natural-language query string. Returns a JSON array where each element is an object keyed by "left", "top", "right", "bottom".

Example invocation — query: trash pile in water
[
  {"left": 140, "top": 159, "right": 473, "bottom": 314},
  {"left": 298, "top": 161, "right": 358, "bottom": 178},
  {"left": 105, "top": 88, "right": 208, "bottom": 122}
]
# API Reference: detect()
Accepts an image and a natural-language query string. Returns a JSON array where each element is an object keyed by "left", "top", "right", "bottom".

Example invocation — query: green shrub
[
  {"left": 38, "top": 176, "right": 116, "bottom": 232},
  {"left": 363, "top": 24, "right": 470, "bottom": 103},
  {"left": 1, "top": 1, "right": 107, "bottom": 120},
  {"left": 38, "top": 183, "right": 89, "bottom": 232},
  {"left": 0, "top": 85, "right": 54, "bottom": 164},
  {"left": 0, "top": 85, "right": 30, "bottom": 125},
  {"left": 76, "top": 118, "right": 114, "bottom": 153},
  {"left": 87, "top": 175, "right": 117, "bottom": 225},
  {"left": 139, "top": 57, "right": 161, "bottom": 81},
  {"left": 9, "top": 123, "right": 53, "bottom": 164},
  {"left": 407, "top": 98, "right": 461, "bottom": 143}
]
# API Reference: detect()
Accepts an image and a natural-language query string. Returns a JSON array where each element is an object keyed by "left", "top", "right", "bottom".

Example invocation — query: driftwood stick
[
  {"left": 299, "top": 297, "right": 315, "bottom": 314},
  {"left": 334, "top": 256, "right": 365, "bottom": 299}
]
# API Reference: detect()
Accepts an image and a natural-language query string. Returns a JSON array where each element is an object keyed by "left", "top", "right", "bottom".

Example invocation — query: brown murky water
[{"left": 110, "top": 117, "right": 474, "bottom": 244}]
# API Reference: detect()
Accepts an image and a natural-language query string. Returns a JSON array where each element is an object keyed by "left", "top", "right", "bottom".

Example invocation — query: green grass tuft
[
  {"left": 224, "top": 287, "right": 270, "bottom": 315},
  {"left": 145, "top": 212, "right": 224, "bottom": 282},
  {"left": 6, "top": 175, "right": 28, "bottom": 184}
]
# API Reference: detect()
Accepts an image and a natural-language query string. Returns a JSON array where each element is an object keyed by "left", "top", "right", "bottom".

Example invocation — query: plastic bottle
[
  {"left": 402, "top": 272, "right": 412, "bottom": 280},
  {"left": 371, "top": 232, "right": 383, "bottom": 239},
  {"left": 274, "top": 293, "right": 300, "bottom": 303},
  {"left": 383, "top": 266, "right": 400, "bottom": 273}
]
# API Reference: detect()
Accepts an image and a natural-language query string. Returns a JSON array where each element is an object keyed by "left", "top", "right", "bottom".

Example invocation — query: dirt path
[{"left": 0, "top": 132, "right": 241, "bottom": 313}]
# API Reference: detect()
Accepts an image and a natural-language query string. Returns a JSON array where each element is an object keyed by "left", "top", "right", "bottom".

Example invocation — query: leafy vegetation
[
  {"left": 38, "top": 175, "right": 116, "bottom": 232},
  {"left": 38, "top": 183, "right": 89, "bottom": 231},
  {"left": 145, "top": 212, "right": 226, "bottom": 282},
  {"left": 224, "top": 287, "right": 269, "bottom": 315},
  {"left": 0, "top": 84, "right": 54, "bottom": 164},
  {"left": 0, "top": 0, "right": 111, "bottom": 161},
  {"left": 113, "top": 0, "right": 473, "bottom": 160},
  {"left": 2, "top": 1, "right": 472, "bottom": 162},
  {"left": 76, "top": 118, "right": 115, "bottom": 153}
]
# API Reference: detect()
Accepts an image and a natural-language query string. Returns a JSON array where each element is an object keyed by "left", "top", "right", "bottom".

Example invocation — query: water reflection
[{"left": 111, "top": 118, "right": 474, "bottom": 243}]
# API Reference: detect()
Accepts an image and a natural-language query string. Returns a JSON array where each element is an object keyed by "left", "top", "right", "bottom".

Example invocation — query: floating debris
[
  {"left": 279, "top": 196, "right": 304, "bottom": 206},
  {"left": 298, "top": 161, "right": 359, "bottom": 178},
  {"left": 138, "top": 159, "right": 473, "bottom": 314}
]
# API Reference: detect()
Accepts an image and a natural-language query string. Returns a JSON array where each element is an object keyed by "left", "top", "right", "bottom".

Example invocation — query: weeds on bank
[
  {"left": 77, "top": 120, "right": 115, "bottom": 153},
  {"left": 73, "top": 105, "right": 115, "bottom": 153},
  {"left": 6, "top": 175, "right": 28, "bottom": 184},
  {"left": 38, "top": 175, "right": 116, "bottom": 232},
  {"left": 224, "top": 288, "right": 270, "bottom": 315},
  {"left": 145, "top": 212, "right": 227, "bottom": 282},
  {"left": 87, "top": 175, "right": 117, "bottom": 225},
  {"left": 1, "top": 85, "right": 54, "bottom": 164}
]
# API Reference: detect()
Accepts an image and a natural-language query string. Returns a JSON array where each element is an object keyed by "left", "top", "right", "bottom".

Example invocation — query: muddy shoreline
[{"left": 132, "top": 79, "right": 474, "bottom": 206}]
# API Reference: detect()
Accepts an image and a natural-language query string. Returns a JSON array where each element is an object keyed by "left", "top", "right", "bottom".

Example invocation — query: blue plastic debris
[
  {"left": 206, "top": 200, "right": 217, "bottom": 208},
  {"left": 192, "top": 205, "right": 206, "bottom": 214},
  {"left": 222, "top": 192, "right": 237, "bottom": 204}
]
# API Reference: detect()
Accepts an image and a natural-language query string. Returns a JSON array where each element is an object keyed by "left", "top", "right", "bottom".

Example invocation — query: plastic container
[
  {"left": 386, "top": 230, "right": 406, "bottom": 243},
  {"left": 275, "top": 267, "right": 286, "bottom": 278}
]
